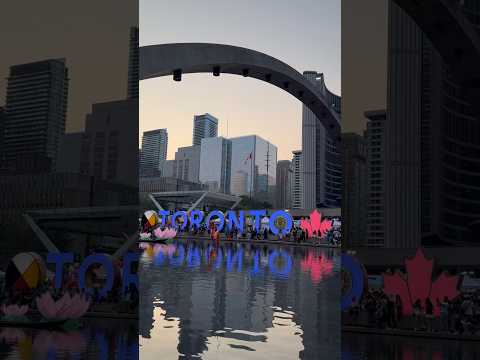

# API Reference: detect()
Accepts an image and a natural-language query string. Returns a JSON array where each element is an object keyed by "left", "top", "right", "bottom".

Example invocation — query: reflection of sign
[
  {"left": 383, "top": 249, "right": 459, "bottom": 317},
  {"left": 144, "top": 243, "right": 299, "bottom": 279},
  {"left": 301, "top": 254, "right": 334, "bottom": 284}
]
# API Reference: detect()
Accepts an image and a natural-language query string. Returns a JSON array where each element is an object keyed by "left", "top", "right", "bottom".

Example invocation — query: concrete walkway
[{"left": 342, "top": 325, "right": 480, "bottom": 342}]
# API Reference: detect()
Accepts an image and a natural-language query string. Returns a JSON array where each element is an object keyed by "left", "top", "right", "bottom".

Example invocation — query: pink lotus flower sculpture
[
  {"left": 1, "top": 304, "right": 29, "bottom": 318},
  {"left": 153, "top": 227, "right": 177, "bottom": 239},
  {"left": 36, "top": 292, "right": 90, "bottom": 320}
]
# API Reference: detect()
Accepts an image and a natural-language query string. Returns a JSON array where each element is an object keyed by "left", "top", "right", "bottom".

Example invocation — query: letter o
[
  {"left": 269, "top": 210, "right": 292, "bottom": 235},
  {"left": 341, "top": 254, "right": 364, "bottom": 311},
  {"left": 205, "top": 211, "right": 225, "bottom": 232}
]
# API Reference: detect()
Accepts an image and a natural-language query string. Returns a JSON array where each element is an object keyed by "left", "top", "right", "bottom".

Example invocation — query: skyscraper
[
  {"left": 2, "top": 59, "right": 69, "bottom": 171},
  {"left": 365, "top": 1, "right": 480, "bottom": 248},
  {"left": 199, "top": 137, "right": 231, "bottom": 193},
  {"left": 229, "top": 135, "right": 277, "bottom": 199},
  {"left": 275, "top": 160, "right": 292, "bottom": 209},
  {"left": 80, "top": 100, "right": 138, "bottom": 187},
  {"left": 301, "top": 71, "right": 341, "bottom": 209},
  {"left": 342, "top": 133, "right": 367, "bottom": 248},
  {"left": 365, "top": 110, "right": 386, "bottom": 247},
  {"left": 0, "top": 107, "right": 4, "bottom": 157},
  {"left": 140, "top": 129, "right": 168, "bottom": 177},
  {"left": 231, "top": 170, "right": 248, "bottom": 196},
  {"left": 291, "top": 150, "right": 303, "bottom": 209},
  {"left": 127, "top": 27, "right": 139, "bottom": 100},
  {"left": 173, "top": 145, "right": 201, "bottom": 183},
  {"left": 192, "top": 113, "right": 218, "bottom": 146}
]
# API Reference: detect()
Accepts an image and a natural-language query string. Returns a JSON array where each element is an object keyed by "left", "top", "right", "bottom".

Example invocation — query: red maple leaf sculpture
[
  {"left": 382, "top": 248, "right": 460, "bottom": 317},
  {"left": 300, "top": 210, "right": 333, "bottom": 239}
]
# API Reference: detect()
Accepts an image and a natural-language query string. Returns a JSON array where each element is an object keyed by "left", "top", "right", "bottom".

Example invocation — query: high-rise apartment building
[
  {"left": 301, "top": 72, "right": 341, "bottom": 209},
  {"left": 199, "top": 137, "right": 231, "bottom": 193},
  {"left": 2, "top": 59, "right": 69, "bottom": 171},
  {"left": 291, "top": 150, "right": 303, "bottom": 209},
  {"left": 275, "top": 160, "right": 292, "bottom": 209},
  {"left": 127, "top": 27, "right": 139, "bottom": 100},
  {"left": 192, "top": 113, "right": 218, "bottom": 146},
  {"left": 140, "top": 129, "right": 168, "bottom": 177}
]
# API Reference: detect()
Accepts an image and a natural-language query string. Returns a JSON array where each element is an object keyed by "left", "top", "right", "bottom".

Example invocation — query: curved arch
[
  {"left": 140, "top": 43, "right": 341, "bottom": 139},
  {"left": 392, "top": 0, "right": 480, "bottom": 117}
]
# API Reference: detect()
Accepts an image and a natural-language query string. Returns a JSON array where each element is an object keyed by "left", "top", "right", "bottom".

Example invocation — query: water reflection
[
  {"left": 0, "top": 319, "right": 138, "bottom": 359},
  {"left": 139, "top": 239, "right": 340, "bottom": 359},
  {"left": 342, "top": 332, "right": 480, "bottom": 360}
]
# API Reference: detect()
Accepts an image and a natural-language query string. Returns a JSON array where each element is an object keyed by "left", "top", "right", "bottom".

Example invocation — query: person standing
[{"left": 425, "top": 298, "right": 434, "bottom": 332}]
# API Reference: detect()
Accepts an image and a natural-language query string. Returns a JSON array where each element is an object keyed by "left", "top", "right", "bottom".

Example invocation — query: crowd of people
[{"left": 346, "top": 288, "right": 480, "bottom": 336}]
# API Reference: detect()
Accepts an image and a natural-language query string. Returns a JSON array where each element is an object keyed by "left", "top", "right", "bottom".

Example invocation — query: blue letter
[
  {"left": 206, "top": 210, "right": 225, "bottom": 232},
  {"left": 189, "top": 210, "right": 204, "bottom": 230},
  {"left": 172, "top": 211, "right": 188, "bottom": 230},
  {"left": 341, "top": 254, "right": 364, "bottom": 311},
  {"left": 122, "top": 252, "right": 139, "bottom": 294},
  {"left": 157, "top": 210, "right": 170, "bottom": 226},
  {"left": 78, "top": 254, "right": 114, "bottom": 297},
  {"left": 248, "top": 210, "right": 266, "bottom": 232},
  {"left": 226, "top": 210, "right": 244, "bottom": 233},
  {"left": 47, "top": 252, "right": 73, "bottom": 289},
  {"left": 269, "top": 210, "right": 292, "bottom": 235}
]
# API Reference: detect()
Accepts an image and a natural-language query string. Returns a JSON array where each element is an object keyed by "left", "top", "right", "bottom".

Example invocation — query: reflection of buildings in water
[
  {"left": 140, "top": 241, "right": 340, "bottom": 359},
  {"left": 0, "top": 319, "right": 138, "bottom": 359}
]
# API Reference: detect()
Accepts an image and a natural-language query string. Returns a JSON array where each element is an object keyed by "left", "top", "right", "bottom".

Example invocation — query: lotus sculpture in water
[
  {"left": 36, "top": 292, "right": 90, "bottom": 320},
  {"left": 1, "top": 304, "right": 28, "bottom": 318},
  {"left": 153, "top": 227, "right": 177, "bottom": 239}
]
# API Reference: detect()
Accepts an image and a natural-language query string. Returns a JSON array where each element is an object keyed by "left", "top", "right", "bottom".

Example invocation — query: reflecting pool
[
  {"left": 139, "top": 239, "right": 340, "bottom": 359},
  {"left": 342, "top": 332, "right": 480, "bottom": 360},
  {"left": 0, "top": 318, "right": 138, "bottom": 359}
]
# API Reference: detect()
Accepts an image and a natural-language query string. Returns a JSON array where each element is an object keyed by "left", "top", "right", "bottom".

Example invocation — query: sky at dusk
[{"left": 140, "top": 0, "right": 340, "bottom": 161}]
